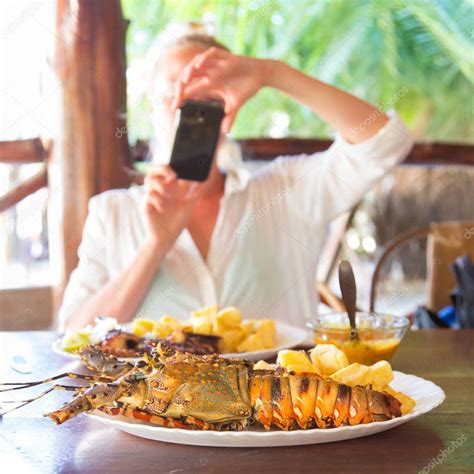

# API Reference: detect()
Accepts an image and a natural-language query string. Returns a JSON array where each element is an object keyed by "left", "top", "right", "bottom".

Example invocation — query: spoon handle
[{"left": 338, "top": 260, "right": 357, "bottom": 338}]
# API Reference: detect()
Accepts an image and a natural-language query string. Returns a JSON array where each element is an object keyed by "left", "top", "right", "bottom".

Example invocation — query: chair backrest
[
  {"left": 428, "top": 221, "right": 474, "bottom": 311},
  {"left": 370, "top": 221, "right": 474, "bottom": 313}
]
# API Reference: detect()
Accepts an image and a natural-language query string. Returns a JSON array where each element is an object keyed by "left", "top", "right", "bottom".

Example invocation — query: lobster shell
[
  {"left": 44, "top": 348, "right": 402, "bottom": 431},
  {"left": 250, "top": 370, "right": 401, "bottom": 431}
]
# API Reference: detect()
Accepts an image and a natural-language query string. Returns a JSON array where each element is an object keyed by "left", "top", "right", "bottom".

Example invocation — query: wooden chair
[
  {"left": 369, "top": 221, "right": 474, "bottom": 313},
  {"left": 316, "top": 281, "right": 346, "bottom": 311}
]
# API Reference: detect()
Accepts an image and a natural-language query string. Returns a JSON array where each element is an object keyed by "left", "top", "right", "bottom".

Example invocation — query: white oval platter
[{"left": 87, "top": 371, "right": 445, "bottom": 447}]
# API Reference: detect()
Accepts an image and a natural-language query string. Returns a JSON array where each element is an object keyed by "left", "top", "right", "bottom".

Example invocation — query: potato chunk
[
  {"left": 253, "top": 360, "right": 275, "bottom": 371},
  {"left": 190, "top": 317, "right": 213, "bottom": 335},
  {"left": 241, "top": 320, "right": 255, "bottom": 337},
  {"left": 191, "top": 305, "right": 218, "bottom": 320},
  {"left": 237, "top": 333, "right": 266, "bottom": 352},
  {"left": 153, "top": 316, "right": 182, "bottom": 338},
  {"left": 309, "top": 344, "right": 349, "bottom": 375},
  {"left": 219, "top": 328, "right": 245, "bottom": 353},
  {"left": 255, "top": 319, "right": 276, "bottom": 349},
  {"left": 217, "top": 307, "right": 242, "bottom": 329},
  {"left": 331, "top": 363, "right": 371, "bottom": 387},
  {"left": 277, "top": 350, "right": 317, "bottom": 374},
  {"left": 131, "top": 319, "right": 155, "bottom": 337},
  {"left": 385, "top": 386, "right": 416, "bottom": 414},
  {"left": 367, "top": 360, "right": 394, "bottom": 391}
]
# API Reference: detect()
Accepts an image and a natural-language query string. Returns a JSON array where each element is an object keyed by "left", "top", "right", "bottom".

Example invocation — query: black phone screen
[{"left": 168, "top": 100, "right": 225, "bottom": 182}]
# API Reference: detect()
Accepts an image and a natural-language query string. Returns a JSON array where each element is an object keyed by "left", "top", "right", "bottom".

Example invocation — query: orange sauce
[{"left": 314, "top": 335, "right": 400, "bottom": 365}]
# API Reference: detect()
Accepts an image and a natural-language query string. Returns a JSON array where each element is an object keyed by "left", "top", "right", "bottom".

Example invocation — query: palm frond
[
  {"left": 121, "top": 0, "right": 474, "bottom": 142},
  {"left": 404, "top": 0, "right": 473, "bottom": 81}
]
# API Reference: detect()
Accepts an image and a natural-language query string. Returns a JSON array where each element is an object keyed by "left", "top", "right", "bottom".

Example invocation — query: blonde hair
[
  {"left": 153, "top": 23, "right": 229, "bottom": 52},
  {"left": 147, "top": 22, "right": 229, "bottom": 99}
]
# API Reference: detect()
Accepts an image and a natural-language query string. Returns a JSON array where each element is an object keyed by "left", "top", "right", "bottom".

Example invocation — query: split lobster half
[{"left": 0, "top": 345, "right": 401, "bottom": 431}]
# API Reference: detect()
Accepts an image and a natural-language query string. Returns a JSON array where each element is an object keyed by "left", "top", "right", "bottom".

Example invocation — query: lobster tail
[
  {"left": 250, "top": 372, "right": 402, "bottom": 431},
  {"left": 333, "top": 384, "right": 351, "bottom": 427},
  {"left": 289, "top": 374, "right": 317, "bottom": 429},
  {"left": 315, "top": 380, "right": 339, "bottom": 427},
  {"left": 271, "top": 375, "right": 295, "bottom": 430},
  {"left": 368, "top": 389, "right": 402, "bottom": 422},
  {"left": 251, "top": 371, "right": 291, "bottom": 430}
]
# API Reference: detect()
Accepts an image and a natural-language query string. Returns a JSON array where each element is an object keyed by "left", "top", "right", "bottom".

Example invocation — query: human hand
[
  {"left": 172, "top": 48, "right": 270, "bottom": 133},
  {"left": 143, "top": 165, "right": 200, "bottom": 246}
]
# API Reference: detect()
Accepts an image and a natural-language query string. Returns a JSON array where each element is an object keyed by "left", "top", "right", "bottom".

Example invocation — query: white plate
[
  {"left": 86, "top": 371, "right": 445, "bottom": 447},
  {"left": 52, "top": 321, "right": 308, "bottom": 362}
]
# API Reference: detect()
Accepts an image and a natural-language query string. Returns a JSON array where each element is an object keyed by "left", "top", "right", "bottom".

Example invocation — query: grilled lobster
[
  {"left": 94, "top": 329, "right": 221, "bottom": 358},
  {"left": 0, "top": 345, "right": 401, "bottom": 431}
]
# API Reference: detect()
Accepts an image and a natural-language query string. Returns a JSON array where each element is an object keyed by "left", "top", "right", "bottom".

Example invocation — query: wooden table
[{"left": 1, "top": 330, "right": 473, "bottom": 473}]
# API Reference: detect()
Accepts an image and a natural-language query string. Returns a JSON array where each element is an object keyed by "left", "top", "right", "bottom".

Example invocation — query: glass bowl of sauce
[{"left": 306, "top": 312, "right": 410, "bottom": 365}]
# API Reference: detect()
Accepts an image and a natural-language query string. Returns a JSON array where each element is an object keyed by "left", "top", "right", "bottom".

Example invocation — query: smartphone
[{"left": 168, "top": 99, "right": 225, "bottom": 181}]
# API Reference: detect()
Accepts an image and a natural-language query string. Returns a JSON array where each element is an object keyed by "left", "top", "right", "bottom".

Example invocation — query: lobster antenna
[
  {"left": 0, "top": 372, "right": 112, "bottom": 393},
  {"left": 0, "top": 384, "right": 80, "bottom": 417}
]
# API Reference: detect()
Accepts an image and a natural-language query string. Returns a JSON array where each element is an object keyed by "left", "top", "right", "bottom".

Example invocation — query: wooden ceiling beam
[
  {"left": 0, "top": 138, "right": 47, "bottom": 164},
  {"left": 237, "top": 139, "right": 474, "bottom": 166}
]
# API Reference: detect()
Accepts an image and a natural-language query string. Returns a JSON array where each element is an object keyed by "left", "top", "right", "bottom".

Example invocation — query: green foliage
[{"left": 122, "top": 0, "right": 473, "bottom": 142}]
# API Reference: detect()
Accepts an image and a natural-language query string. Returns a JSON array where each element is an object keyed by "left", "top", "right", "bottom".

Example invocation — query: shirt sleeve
[
  {"left": 57, "top": 194, "right": 110, "bottom": 330},
  {"left": 267, "top": 112, "right": 413, "bottom": 224}
]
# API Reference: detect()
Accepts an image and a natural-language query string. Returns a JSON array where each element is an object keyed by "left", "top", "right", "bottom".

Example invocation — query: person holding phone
[{"left": 59, "top": 24, "right": 413, "bottom": 331}]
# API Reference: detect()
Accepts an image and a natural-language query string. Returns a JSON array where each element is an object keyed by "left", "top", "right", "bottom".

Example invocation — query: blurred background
[
  {"left": 0, "top": 0, "right": 473, "bottom": 326},
  {"left": 123, "top": 0, "right": 473, "bottom": 143}
]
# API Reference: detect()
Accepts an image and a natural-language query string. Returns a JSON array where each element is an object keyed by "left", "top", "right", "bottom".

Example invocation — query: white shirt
[{"left": 58, "top": 113, "right": 413, "bottom": 329}]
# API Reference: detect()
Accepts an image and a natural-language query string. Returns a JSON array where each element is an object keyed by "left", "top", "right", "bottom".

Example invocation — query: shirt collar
[{"left": 224, "top": 165, "right": 251, "bottom": 195}]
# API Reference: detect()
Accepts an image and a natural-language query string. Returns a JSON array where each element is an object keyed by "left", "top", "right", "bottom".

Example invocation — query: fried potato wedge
[
  {"left": 310, "top": 344, "right": 349, "bottom": 375},
  {"left": 331, "top": 363, "right": 371, "bottom": 387},
  {"left": 277, "top": 350, "right": 317, "bottom": 374}
]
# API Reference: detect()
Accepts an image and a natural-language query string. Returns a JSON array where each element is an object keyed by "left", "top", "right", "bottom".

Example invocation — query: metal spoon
[{"left": 338, "top": 260, "right": 358, "bottom": 340}]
